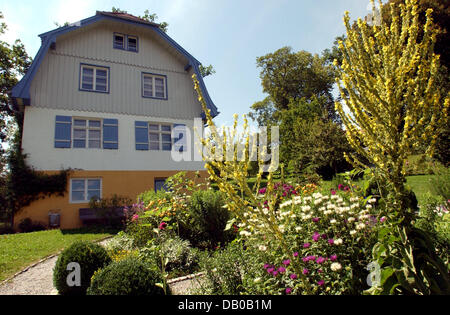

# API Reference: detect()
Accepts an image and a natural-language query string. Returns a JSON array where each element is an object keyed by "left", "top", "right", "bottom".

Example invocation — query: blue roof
[{"left": 11, "top": 11, "right": 219, "bottom": 118}]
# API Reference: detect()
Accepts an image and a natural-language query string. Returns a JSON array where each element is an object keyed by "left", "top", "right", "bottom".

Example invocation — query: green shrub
[
  {"left": 87, "top": 257, "right": 165, "bottom": 295},
  {"left": 196, "top": 242, "right": 256, "bottom": 295},
  {"left": 182, "top": 189, "right": 234, "bottom": 249},
  {"left": 415, "top": 193, "right": 450, "bottom": 265},
  {"left": 138, "top": 189, "right": 170, "bottom": 206},
  {"left": 139, "top": 235, "right": 199, "bottom": 278},
  {"left": 105, "top": 231, "right": 135, "bottom": 253},
  {"left": 53, "top": 241, "right": 111, "bottom": 295},
  {"left": 18, "top": 218, "right": 46, "bottom": 233},
  {"left": 430, "top": 167, "right": 450, "bottom": 200}
]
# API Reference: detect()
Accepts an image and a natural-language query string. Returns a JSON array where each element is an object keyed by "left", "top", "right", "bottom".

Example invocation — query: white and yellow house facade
[{"left": 11, "top": 11, "right": 218, "bottom": 229}]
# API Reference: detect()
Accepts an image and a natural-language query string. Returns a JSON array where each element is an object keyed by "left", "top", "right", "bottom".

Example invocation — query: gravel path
[
  {"left": 0, "top": 238, "right": 201, "bottom": 295},
  {"left": 0, "top": 238, "right": 111, "bottom": 295}
]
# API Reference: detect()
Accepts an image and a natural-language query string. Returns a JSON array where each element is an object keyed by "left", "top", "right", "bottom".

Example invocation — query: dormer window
[
  {"left": 113, "top": 33, "right": 125, "bottom": 49},
  {"left": 127, "top": 36, "right": 138, "bottom": 52},
  {"left": 113, "top": 33, "right": 138, "bottom": 52}
]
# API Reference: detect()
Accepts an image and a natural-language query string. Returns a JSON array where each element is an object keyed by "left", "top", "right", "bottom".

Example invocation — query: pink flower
[
  {"left": 312, "top": 232, "right": 320, "bottom": 242},
  {"left": 316, "top": 257, "right": 326, "bottom": 264},
  {"left": 380, "top": 216, "right": 387, "bottom": 223},
  {"left": 338, "top": 184, "right": 344, "bottom": 190},
  {"left": 293, "top": 252, "right": 299, "bottom": 257},
  {"left": 290, "top": 274, "right": 298, "bottom": 280},
  {"left": 286, "top": 288, "right": 292, "bottom": 294},
  {"left": 131, "top": 214, "right": 139, "bottom": 222},
  {"left": 259, "top": 188, "right": 266, "bottom": 194},
  {"left": 267, "top": 267, "right": 274, "bottom": 274},
  {"left": 283, "top": 259, "right": 291, "bottom": 266},
  {"left": 312, "top": 217, "right": 320, "bottom": 223},
  {"left": 302, "top": 268, "right": 309, "bottom": 275},
  {"left": 303, "top": 243, "right": 311, "bottom": 248},
  {"left": 159, "top": 222, "right": 167, "bottom": 230},
  {"left": 317, "top": 280, "right": 325, "bottom": 286},
  {"left": 278, "top": 267, "right": 286, "bottom": 273},
  {"left": 264, "top": 264, "right": 271, "bottom": 269},
  {"left": 330, "top": 254, "right": 337, "bottom": 261},
  {"left": 328, "top": 239, "right": 334, "bottom": 245},
  {"left": 331, "top": 190, "right": 336, "bottom": 195},
  {"left": 318, "top": 269, "right": 323, "bottom": 273},
  {"left": 272, "top": 271, "right": 279, "bottom": 277}
]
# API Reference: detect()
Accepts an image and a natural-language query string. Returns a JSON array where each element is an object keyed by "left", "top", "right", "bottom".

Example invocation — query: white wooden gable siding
[{"left": 29, "top": 20, "right": 202, "bottom": 119}]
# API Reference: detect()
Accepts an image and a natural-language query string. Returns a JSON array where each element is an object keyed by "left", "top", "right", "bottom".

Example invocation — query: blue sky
[{"left": 1, "top": 0, "right": 372, "bottom": 126}]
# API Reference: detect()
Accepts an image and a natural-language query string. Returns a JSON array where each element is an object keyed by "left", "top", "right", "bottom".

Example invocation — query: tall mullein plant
[
  {"left": 335, "top": 0, "right": 449, "bottom": 222},
  {"left": 335, "top": 0, "right": 450, "bottom": 294},
  {"left": 192, "top": 75, "right": 312, "bottom": 294}
]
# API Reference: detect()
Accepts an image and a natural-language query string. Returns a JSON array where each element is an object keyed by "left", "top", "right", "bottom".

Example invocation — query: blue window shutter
[
  {"left": 103, "top": 119, "right": 118, "bottom": 149},
  {"left": 55, "top": 116, "right": 71, "bottom": 148},
  {"left": 173, "top": 124, "right": 186, "bottom": 152},
  {"left": 135, "top": 121, "right": 149, "bottom": 150}
]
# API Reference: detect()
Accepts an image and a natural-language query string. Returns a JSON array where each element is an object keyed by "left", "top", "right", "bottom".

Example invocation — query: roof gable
[{"left": 12, "top": 12, "right": 218, "bottom": 118}]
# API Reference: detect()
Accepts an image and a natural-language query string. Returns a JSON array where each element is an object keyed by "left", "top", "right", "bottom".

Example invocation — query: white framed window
[
  {"left": 73, "top": 118, "right": 102, "bottom": 149},
  {"left": 142, "top": 73, "right": 167, "bottom": 99},
  {"left": 70, "top": 178, "right": 102, "bottom": 203},
  {"left": 149, "top": 123, "right": 172, "bottom": 151},
  {"left": 80, "top": 64, "right": 109, "bottom": 93}
]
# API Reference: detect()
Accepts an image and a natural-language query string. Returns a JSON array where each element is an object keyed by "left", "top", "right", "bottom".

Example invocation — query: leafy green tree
[
  {"left": 279, "top": 97, "right": 352, "bottom": 179},
  {"left": 247, "top": 96, "right": 277, "bottom": 127},
  {"left": 255, "top": 47, "right": 337, "bottom": 121},
  {"left": 0, "top": 12, "right": 31, "bottom": 147}
]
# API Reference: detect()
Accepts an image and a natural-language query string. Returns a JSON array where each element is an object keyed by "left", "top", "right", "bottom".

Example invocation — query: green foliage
[
  {"left": 87, "top": 257, "right": 165, "bottom": 295},
  {"left": 404, "top": 155, "right": 445, "bottom": 176},
  {"left": 139, "top": 235, "right": 199, "bottom": 279},
  {"left": 17, "top": 218, "right": 46, "bottom": 233},
  {"left": 279, "top": 105, "right": 352, "bottom": 180},
  {"left": 368, "top": 224, "right": 450, "bottom": 295},
  {"left": 247, "top": 96, "right": 278, "bottom": 127},
  {"left": 137, "top": 189, "right": 170, "bottom": 206},
  {"left": 6, "top": 141, "right": 70, "bottom": 220},
  {"left": 105, "top": 231, "right": 136, "bottom": 253},
  {"left": 255, "top": 47, "right": 337, "bottom": 121},
  {"left": 199, "top": 64, "right": 216, "bottom": 78},
  {"left": 414, "top": 193, "right": 449, "bottom": 264},
  {"left": 53, "top": 241, "right": 111, "bottom": 295},
  {"left": 196, "top": 241, "right": 255, "bottom": 295},
  {"left": 182, "top": 189, "right": 234, "bottom": 249},
  {"left": 0, "top": 12, "right": 32, "bottom": 143},
  {"left": 429, "top": 167, "right": 450, "bottom": 200}
]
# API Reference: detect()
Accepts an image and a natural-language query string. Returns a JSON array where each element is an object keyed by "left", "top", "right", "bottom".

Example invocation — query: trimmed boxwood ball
[
  {"left": 87, "top": 257, "right": 166, "bottom": 295},
  {"left": 53, "top": 240, "right": 111, "bottom": 295}
]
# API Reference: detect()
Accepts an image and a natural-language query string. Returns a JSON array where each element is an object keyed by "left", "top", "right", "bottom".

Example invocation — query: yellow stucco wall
[{"left": 14, "top": 170, "right": 208, "bottom": 230}]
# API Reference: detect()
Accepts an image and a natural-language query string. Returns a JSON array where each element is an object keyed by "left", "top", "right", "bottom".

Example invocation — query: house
[{"left": 10, "top": 11, "right": 218, "bottom": 230}]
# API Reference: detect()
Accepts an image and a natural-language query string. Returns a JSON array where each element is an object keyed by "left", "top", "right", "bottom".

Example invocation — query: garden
[
  {"left": 0, "top": 0, "right": 448, "bottom": 296},
  {"left": 51, "top": 0, "right": 449, "bottom": 295}
]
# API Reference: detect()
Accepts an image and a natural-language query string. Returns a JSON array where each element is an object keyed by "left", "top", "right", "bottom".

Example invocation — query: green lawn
[
  {"left": 406, "top": 175, "right": 441, "bottom": 206},
  {"left": 0, "top": 227, "right": 116, "bottom": 282}
]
